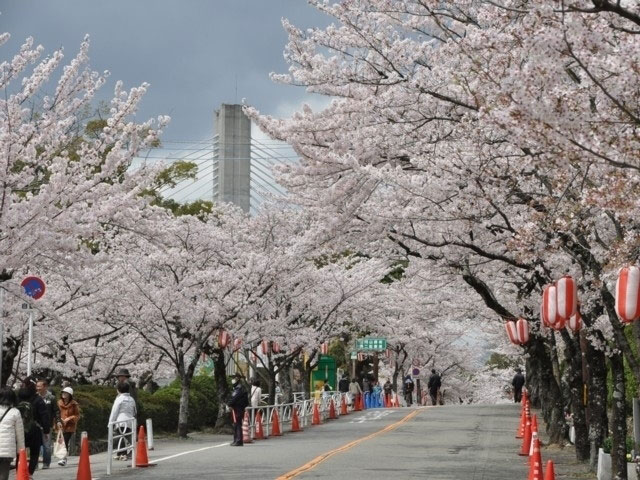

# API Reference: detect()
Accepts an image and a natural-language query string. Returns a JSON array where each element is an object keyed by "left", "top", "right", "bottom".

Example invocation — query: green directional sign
[{"left": 355, "top": 337, "right": 387, "bottom": 351}]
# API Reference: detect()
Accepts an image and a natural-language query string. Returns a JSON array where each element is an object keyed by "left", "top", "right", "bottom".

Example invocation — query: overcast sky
[{"left": 2, "top": 1, "right": 329, "bottom": 141}]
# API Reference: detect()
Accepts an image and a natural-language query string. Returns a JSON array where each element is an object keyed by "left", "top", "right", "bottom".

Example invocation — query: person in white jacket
[
  {"left": 250, "top": 379, "right": 262, "bottom": 408},
  {"left": 108, "top": 383, "right": 137, "bottom": 460},
  {"left": 0, "top": 387, "right": 25, "bottom": 480}
]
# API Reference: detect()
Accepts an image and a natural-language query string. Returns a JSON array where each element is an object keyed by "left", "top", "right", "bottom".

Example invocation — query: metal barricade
[{"left": 107, "top": 418, "right": 137, "bottom": 475}]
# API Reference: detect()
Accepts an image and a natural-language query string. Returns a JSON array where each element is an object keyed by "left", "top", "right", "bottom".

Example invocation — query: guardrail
[
  {"left": 246, "top": 391, "right": 356, "bottom": 438},
  {"left": 106, "top": 418, "right": 137, "bottom": 475}
]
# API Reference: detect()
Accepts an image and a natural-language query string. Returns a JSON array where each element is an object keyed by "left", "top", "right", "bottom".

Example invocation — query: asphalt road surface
[{"left": 36, "top": 404, "right": 527, "bottom": 480}]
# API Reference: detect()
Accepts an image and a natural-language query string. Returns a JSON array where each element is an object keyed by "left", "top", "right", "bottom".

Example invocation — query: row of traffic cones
[
  {"left": 16, "top": 425, "right": 154, "bottom": 480},
  {"left": 515, "top": 391, "right": 556, "bottom": 480},
  {"left": 248, "top": 396, "right": 352, "bottom": 443}
]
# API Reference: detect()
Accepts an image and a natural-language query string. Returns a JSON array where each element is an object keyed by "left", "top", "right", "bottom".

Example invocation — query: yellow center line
[{"left": 275, "top": 409, "right": 424, "bottom": 480}]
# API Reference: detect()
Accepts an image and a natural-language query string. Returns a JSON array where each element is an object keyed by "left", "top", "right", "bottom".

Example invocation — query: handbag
[{"left": 53, "top": 430, "right": 67, "bottom": 460}]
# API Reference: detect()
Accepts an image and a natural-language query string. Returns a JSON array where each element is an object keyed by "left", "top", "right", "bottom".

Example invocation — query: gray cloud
[{"left": 2, "top": 0, "right": 329, "bottom": 140}]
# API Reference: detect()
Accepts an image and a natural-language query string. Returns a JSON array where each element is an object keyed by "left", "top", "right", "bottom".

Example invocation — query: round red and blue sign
[{"left": 21, "top": 276, "right": 46, "bottom": 300}]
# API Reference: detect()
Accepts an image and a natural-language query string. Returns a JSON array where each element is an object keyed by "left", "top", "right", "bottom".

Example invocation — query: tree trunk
[
  {"left": 561, "top": 331, "right": 590, "bottom": 461},
  {"left": 610, "top": 352, "right": 628, "bottom": 480},
  {"left": 587, "top": 336, "right": 608, "bottom": 471},
  {"left": 527, "top": 335, "right": 564, "bottom": 444},
  {"left": 177, "top": 375, "right": 192, "bottom": 438},
  {"left": 213, "top": 348, "right": 232, "bottom": 432},
  {"left": 280, "top": 362, "right": 293, "bottom": 404},
  {"left": 1, "top": 337, "right": 19, "bottom": 387}
]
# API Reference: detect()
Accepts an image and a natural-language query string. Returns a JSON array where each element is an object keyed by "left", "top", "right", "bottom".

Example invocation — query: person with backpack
[
  {"left": 56, "top": 387, "right": 79, "bottom": 467},
  {"left": 0, "top": 387, "right": 24, "bottom": 480},
  {"left": 17, "top": 377, "right": 50, "bottom": 476},
  {"left": 428, "top": 369, "right": 442, "bottom": 406},
  {"left": 227, "top": 373, "right": 249, "bottom": 446}
]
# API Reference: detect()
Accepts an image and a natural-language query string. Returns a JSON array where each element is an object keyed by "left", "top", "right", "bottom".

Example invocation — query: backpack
[{"left": 17, "top": 401, "right": 36, "bottom": 433}]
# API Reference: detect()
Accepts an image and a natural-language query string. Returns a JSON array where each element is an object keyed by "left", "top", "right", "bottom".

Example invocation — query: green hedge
[{"left": 62, "top": 374, "right": 218, "bottom": 442}]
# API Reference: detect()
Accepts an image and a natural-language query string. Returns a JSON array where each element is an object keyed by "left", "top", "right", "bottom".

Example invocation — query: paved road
[{"left": 34, "top": 404, "right": 527, "bottom": 480}]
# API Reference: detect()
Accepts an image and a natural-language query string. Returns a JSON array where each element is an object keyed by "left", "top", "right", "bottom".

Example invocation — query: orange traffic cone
[
  {"left": 255, "top": 411, "right": 265, "bottom": 440},
  {"left": 271, "top": 408, "right": 282, "bottom": 436},
  {"left": 528, "top": 436, "right": 544, "bottom": 480},
  {"left": 16, "top": 448, "right": 29, "bottom": 480},
  {"left": 544, "top": 460, "right": 555, "bottom": 480},
  {"left": 291, "top": 406, "right": 303, "bottom": 432},
  {"left": 516, "top": 406, "right": 526, "bottom": 438},
  {"left": 242, "top": 411, "right": 253, "bottom": 444},
  {"left": 77, "top": 433, "right": 93, "bottom": 480},
  {"left": 519, "top": 418, "right": 532, "bottom": 456},
  {"left": 355, "top": 394, "right": 362, "bottom": 411},
  {"left": 312, "top": 402, "right": 321, "bottom": 425},
  {"left": 529, "top": 415, "right": 539, "bottom": 456},
  {"left": 341, "top": 395, "right": 348, "bottom": 415},
  {"left": 136, "top": 425, "right": 151, "bottom": 467},
  {"left": 329, "top": 399, "right": 337, "bottom": 419}
]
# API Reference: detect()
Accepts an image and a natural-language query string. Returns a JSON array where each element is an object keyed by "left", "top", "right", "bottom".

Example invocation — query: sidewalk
[
  {"left": 31, "top": 432, "right": 231, "bottom": 480},
  {"left": 532, "top": 410, "right": 596, "bottom": 480}
]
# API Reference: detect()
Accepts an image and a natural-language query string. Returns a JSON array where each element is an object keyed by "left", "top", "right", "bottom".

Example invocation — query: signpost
[
  {"left": 21, "top": 276, "right": 46, "bottom": 376},
  {"left": 355, "top": 337, "right": 387, "bottom": 351}
]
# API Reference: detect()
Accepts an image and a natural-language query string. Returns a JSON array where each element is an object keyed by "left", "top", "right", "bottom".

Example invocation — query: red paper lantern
[
  {"left": 516, "top": 318, "right": 529, "bottom": 345},
  {"left": 505, "top": 321, "right": 519, "bottom": 345},
  {"left": 556, "top": 276, "right": 578, "bottom": 321},
  {"left": 385, "top": 348, "right": 391, "bottom": 359},
  {"left": 568, "top": 311, "right": 582, "bottom": 333},
  {"left": 233, "top": 338, "right": 242, "bottom": 351},
  {"left": 357, "top": 352, "right": 365, "bottom": 361},
  {"left": 261, "top": 339, "right": 270, "bottom": 355},
  {"left": 218, "top": 330, "right": 230, "bottom": 349},
  {"left": 272, "top": 342, "right": 281, "bottom": 354},
  {"left": 616, "top": 266, "right": 640, "bottom": 323},
  {"left": 542, "top": 284, "right": 558, "bottom": 328},
  {"left": 320, "top": 342, "right": 329, "bottom": 355}
]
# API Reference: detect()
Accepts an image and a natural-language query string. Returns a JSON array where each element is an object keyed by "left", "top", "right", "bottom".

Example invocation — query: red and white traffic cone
[
  {"left": 291, "top": 406, "right": 303, "bottom": 432},
  {"left": 329, "top": 399, "right": 337, "bottom": 419},
  {"left": 543, "top": 460, "right": 555, "bottom": 480},
  {"left": 528, "top": 436, "right": 544, "bottom": 480},
  {"left": 519, "top": 418, "right": 532, "bottom": 456},
  {"left": 312, "top": 402, "right": 321, "bottom": 425},
  {"left": 271, "top": 408, "right": 282, "bottom": 436},
  {"left": 242, "top": 411, "right": 253, "bottom": 444},
  {"left": 341, "top": 395, "right": 348, "bottom": 415},
  {"left": 255, "top": 411, "right": 265, "bottom": 440}
]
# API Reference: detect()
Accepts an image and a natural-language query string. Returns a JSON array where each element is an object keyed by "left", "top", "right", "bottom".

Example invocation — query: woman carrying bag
[
  {"left": 56, "top": 387, "right": 80, "bottom": 466},
  {"left": 0, "top": 387, "right": 24, "bottom": 480}
]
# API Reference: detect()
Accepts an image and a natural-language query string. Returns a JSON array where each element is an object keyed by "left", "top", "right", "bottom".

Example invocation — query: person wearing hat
[
  {"left": 227, "top": 374, "right": 249, "bottom": 446},
  {"left": 512, "top": 368, "right": 525, "bottom": 403},
  {"left": 56, "top": 387, "right": 80, "bottom": 466},
  {"left": 115, "top": 368, "right": 138, "bottom": 404}
]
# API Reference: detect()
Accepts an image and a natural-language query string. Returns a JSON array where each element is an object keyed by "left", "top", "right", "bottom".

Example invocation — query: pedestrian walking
[
  {"left": 348, "top": 377, "right": 362, "bottom": 407},
  {"left": 17, "top": 377, "right": 50, "bottom": 476},
  {"left": 512, "top": 368, "right": 525, "bottom": 403},
  {"left": 35, "top": 378, "right": 58, "bottom": 469},
  {"left": 0, "top": 387, "right": 24, "bottom": 480},
  {"left": 383, "top": 379, "right": 393, "bottom": 406},
  {"left": 250, "top": 379, "right": 262, "bottom": 408},
  {"left": 338, "top": 375, "right": 349, "bottom": 393},
  {"left": 56, "top": 387, "right": 79, "bottom": 467},
  {"left": 372, "top": 381, "right": 382, "bottom": 407},
  {"left": 108, "top": 382, "right": 137, "bottom": 460},
  {"left": 403, "top": 375, "right": 414, "bottom": 406},
  {"left": 228, "top": 374, "right": 248, "bottom": 446},
  {"left": 427, "top": 369, "right": 442, "bottom": 405},
  {"left": 114, "top": 368, "right": 138, "bottom": 404}
]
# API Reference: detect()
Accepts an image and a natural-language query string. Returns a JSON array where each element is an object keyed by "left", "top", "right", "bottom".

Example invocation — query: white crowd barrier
[
  {"left": 245, "top": 391, "right": 351, "bottom": 438},
  {"left": 106, "top": 417, "right": 137, "bottom": 475}
]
